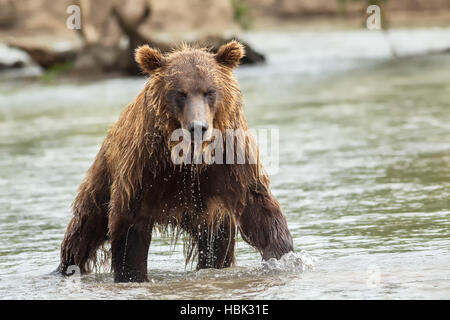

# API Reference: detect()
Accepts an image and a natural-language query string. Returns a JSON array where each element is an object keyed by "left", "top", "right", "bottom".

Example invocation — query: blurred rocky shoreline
[{"left": 1, "top": 0, "right": 449, "bottom": 81}]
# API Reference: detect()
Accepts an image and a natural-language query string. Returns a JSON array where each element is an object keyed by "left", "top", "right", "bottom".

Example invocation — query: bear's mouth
[{"left": 190, "top": 135, "right": 215, "bottom": 148}]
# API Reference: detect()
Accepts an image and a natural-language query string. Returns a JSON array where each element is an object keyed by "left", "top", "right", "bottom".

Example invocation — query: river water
[{"left": 0, "top": 28, "right": 449, "bottom": 299}]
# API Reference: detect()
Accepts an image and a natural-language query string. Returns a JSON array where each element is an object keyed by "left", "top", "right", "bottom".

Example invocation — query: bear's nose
[{"left": 189, "top": 121, "right": 209, "bottom": 140}]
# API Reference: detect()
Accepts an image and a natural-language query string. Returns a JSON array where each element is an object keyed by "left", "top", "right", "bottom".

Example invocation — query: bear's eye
[
  {"left": 205, "top": 89, "right": 216, "bottom": 98},
  {"left": 175, "top": 90, "right": 187, "bottom": 99}
]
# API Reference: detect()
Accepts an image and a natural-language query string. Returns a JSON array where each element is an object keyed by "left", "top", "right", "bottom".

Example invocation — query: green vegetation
[
  {"left": 231, "top": 0, "right": 252, "bottom": 30},
  {"left": 39, "top": 62, "right": 73, "bottom": 83}
]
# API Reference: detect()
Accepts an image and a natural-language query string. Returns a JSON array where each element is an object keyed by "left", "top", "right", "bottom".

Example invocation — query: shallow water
[{"left": 0, "top": 29, "right": 449, "bottom": 299}]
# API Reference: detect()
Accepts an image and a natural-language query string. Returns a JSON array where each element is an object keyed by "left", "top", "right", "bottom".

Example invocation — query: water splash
[
  {"left": 190, "top": 250, "right": 319, "bottom": 282},
  {"left": 260, "top": 250, "right": 319, "bottom": 274}
]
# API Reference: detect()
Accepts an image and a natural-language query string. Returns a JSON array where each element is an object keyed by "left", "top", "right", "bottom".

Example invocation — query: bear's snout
[{"left": 189, "top": 120, "right": 209, "bottom": 141}]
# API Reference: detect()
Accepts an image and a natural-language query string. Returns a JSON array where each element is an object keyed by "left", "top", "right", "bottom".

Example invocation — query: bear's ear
[
  {"left": 215, "top": 40, "right": 245, "bottom": 69},
  {"left": 135, "top": 45, "right": 165, "bottom": 74}
]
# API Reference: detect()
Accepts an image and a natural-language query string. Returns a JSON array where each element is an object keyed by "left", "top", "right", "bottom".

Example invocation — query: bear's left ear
[
  {"left": 215, "top": 40, "right": 245, "bottom": 69},
  {"left": 135, "top": 45, "right": 165, "bottom": 74}
]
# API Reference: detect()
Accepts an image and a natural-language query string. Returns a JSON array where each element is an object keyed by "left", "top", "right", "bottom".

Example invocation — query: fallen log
[
  {"left": 6, "top": 43, "right": 76, "bottom": 70},
  {"left": 6, "top": 35, "right": 265, "bottom": 77}
]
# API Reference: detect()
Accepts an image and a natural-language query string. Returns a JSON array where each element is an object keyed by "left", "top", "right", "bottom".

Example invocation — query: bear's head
[{"left": 135, "top": 41, "right": 246, "bottom": 142}]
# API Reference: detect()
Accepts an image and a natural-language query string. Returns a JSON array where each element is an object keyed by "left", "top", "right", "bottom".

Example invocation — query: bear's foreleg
[
  {"left": 109, "top": 198, "right": 153, "bottom": 283},
  {"left": 239, "top": 191, "right": 294, "bottom": 260},
  {"left": 196, "top": 217, "right": 236, "bottom": 269},
  {"left": 58, "top": 151, "right": 110, "bottom": 275}
]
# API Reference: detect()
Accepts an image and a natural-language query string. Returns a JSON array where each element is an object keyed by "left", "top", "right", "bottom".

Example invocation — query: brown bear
[{"left": 57, "top": 40, "right": 293, "bottom": 282}]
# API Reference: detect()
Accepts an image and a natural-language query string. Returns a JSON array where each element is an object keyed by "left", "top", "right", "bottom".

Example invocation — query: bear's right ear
[{"left": 135, "top": 45, "right": 165, "bottom": 74}]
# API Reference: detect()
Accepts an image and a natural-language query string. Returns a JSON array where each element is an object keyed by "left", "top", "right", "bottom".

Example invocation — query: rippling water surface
[{"left": 0, "top": 29, "right": 449, "bottom": 299}]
